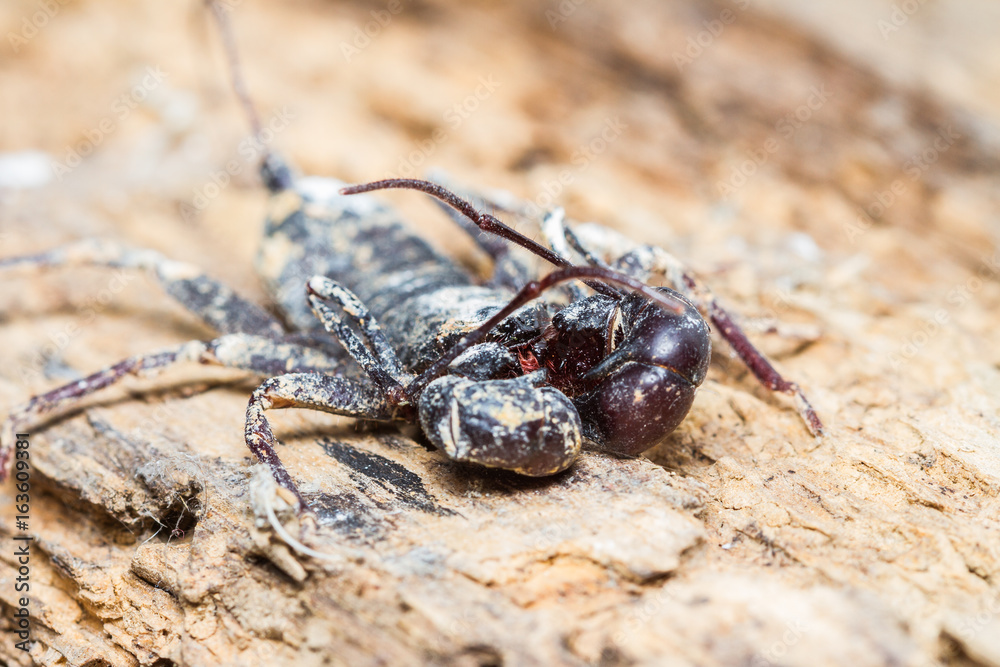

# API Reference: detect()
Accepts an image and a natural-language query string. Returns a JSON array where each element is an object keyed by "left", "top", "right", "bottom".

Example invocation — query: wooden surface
[{"left": 1, "top": 1, "right": 999, "bottom": 665}]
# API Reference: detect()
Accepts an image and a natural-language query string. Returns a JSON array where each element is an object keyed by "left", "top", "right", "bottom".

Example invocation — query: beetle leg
[
  {"left": 0, "top": 239, "right": 285, "bottom": 337},
  {"left": 305, "top": 276, "right": 410, "bottom": 398},
  {"left": 0, "top": 333, "right": 345, "bottom": 480},
  {"left": 568, "top": 229, "right": 825, "bottom": 436},
  {"left": 245, "top": 373, "right": 394, "bottom": 508},
  {"left": 670, "top": 261, "right": 824, "bottom": 436}
]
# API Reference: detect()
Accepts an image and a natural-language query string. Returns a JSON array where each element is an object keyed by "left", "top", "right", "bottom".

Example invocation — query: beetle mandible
[{"left": 0, "top": 2, "right": 823, "bottom": 513}]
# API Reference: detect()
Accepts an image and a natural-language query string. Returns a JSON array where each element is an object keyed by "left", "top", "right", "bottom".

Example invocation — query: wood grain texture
[{"left": 1, "top": 1, "right": 998, "bottom": 665}]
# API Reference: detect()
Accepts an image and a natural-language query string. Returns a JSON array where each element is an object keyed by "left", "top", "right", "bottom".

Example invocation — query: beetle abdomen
[{"left": 257, "top": 183, "right": 471, "bottom": 333}]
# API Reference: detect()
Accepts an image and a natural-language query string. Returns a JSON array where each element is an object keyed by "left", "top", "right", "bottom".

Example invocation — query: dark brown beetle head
[{"left": 563, "top": 288, "right": 711, "bottom": 456}]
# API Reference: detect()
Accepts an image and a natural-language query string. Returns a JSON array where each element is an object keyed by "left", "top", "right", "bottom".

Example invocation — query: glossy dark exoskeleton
[
  {"left": 518, "top": 291, "right": 711, "bottom": 456},
  {"left": 241, "top": 167, "right": 716, "bottom": 493}
]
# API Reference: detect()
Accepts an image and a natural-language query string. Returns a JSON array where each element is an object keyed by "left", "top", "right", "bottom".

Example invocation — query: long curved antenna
[
  {"left": 206, "top": 0, "right": 263, "bottom": 140},
  {"left": 343, "top": 179, "right": 571, "bottom": 267},
  {"left": 341, "top": 178, "right": 628, "bottom": 300}
]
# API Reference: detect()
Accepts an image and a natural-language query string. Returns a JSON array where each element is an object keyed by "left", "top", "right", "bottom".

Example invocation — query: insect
[{"left": 0, "top": 3, "right": 823, "bottom": 514}]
